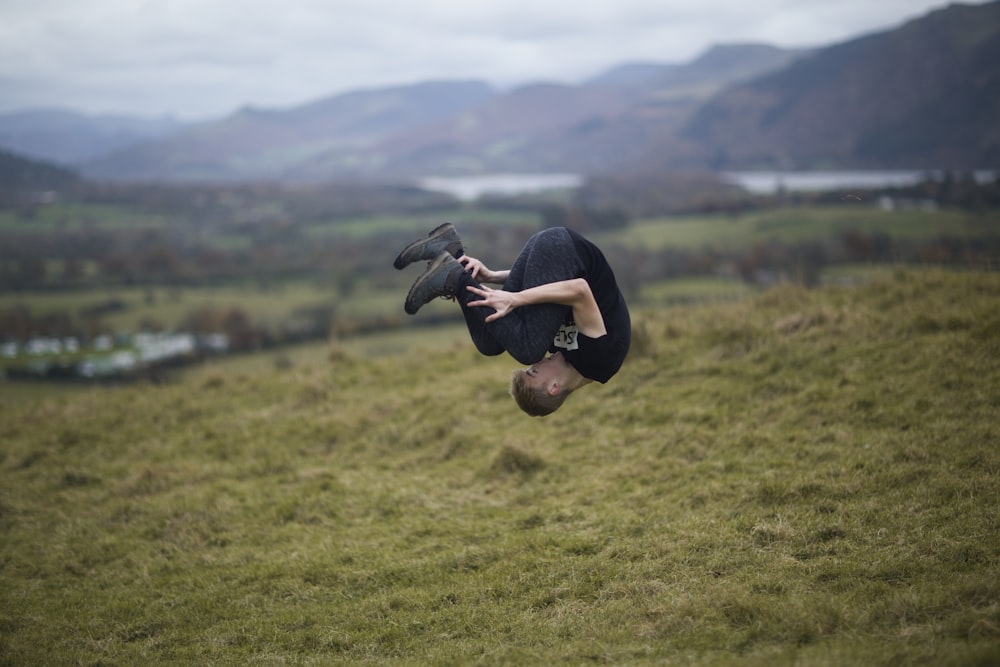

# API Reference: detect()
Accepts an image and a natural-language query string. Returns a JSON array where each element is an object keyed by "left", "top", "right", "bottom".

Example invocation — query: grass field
[{"left": 1, "top": 268, "right": 997, "bottom": 665}]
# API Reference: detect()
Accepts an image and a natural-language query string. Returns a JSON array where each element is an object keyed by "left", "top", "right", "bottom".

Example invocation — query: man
[{"left": 394, "top": 223, "right": 631, "bottom": 416}]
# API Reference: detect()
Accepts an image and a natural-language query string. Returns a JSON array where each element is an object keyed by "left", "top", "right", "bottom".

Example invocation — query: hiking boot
[
  {"left": 404, "top": 251, "right": 466, "bottom": 315},
  {"left": 393, "top": 223, "right": 464, "bottom": 270}
]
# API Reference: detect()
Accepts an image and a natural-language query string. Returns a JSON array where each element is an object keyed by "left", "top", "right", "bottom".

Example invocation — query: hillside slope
[{"left": 1, "top": 269, "right": 998, "bottom": 664}]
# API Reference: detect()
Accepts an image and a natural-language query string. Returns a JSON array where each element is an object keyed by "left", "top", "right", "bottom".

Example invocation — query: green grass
[
  {"left": 0, "top": 378, "right": 89, "bottom": 405},
  {"left": 1, "top": 267, "right": 997, "bottom": 665},
  {"left": 180, "top": 323, "right": 472, "bottom": 379}
]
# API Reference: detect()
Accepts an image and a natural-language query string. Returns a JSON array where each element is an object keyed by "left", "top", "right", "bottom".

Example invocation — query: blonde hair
[{"left": 509, "top": 368, "right": 571, "bottom": 417}]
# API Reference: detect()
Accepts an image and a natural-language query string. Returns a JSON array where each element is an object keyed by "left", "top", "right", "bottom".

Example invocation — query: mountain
[
  {"left": 77, "top": 44, "right": 801, "bottom": 183},
  {"left": 584, "top": 62, "right": 674, "bottom": 88},
  {"left": 285, "top": 82, "right": 635, "bottom": 180},
  {"left": 675, "top": 1, "right": 1000, "bottom": 170},
  {"left": 0, "top": 109, "right": 185, "bottom": 166},
  {"left": 588, "top": 44, "right": 812, "bottom": 92},
  {"left": 8, "top": 1, "right": 991, "bottom": 183},
  {"left": 83, "top": 81, "right": 497, "bottom": 182},
  {"left": 353, "top": 43, "right": 809, "bottom": 178}
]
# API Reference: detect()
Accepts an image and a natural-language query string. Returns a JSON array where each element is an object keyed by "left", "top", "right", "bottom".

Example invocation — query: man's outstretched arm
[{"left": 465, "top": 278, "right": 607, "bottom": 338}]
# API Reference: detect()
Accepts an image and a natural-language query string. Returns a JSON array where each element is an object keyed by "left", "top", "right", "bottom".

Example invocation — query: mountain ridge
[
  {"left": 676, "top": 0, "right": 1000, "bottom": 170},
  {"left": 77, "top": 42, "right": 808, "bottom": 182},
  {"left": 1, "top": 1, "right": 995, "bottom": 182}
]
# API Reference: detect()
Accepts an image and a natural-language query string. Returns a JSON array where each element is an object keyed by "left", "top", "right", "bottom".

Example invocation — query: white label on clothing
[{"left": 553, "top": 323, "right": 580, "bottom": 351}]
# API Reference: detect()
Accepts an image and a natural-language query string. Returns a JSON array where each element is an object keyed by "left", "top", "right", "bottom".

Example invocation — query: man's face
[{"left": 524, "top": 351, "right": 565, "bottom": 394}]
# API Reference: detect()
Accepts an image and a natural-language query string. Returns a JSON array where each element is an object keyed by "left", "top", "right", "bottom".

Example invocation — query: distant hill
[
  {"left": 83, "top": 81, "right": 497, "bottom": 182},
  {"left": 0, "top": 148, "right": 79, "bottom": 192},
  {"left": 285, "top": 82, "right": 634, "bottom": 180},
  {"left": 583, "top": 44, "right": 807, "bottom": 90},
  {"left": 77, "top": 44, "right": 801, "bottom": 183},
  {"left": 523, "top": 44, "right": 810, "bottom": 175},
  {"left": 675, "top": 1, "right": 1000, "bottom": 170},
  {"left": 0, "top": 109, "right": 185, "bottom": 166},
  {"left": 354, "top": 44, "right": 810, "bottom": 178},
  {"left": 585, "top": 62, "right": 674, "bottom": 88}
]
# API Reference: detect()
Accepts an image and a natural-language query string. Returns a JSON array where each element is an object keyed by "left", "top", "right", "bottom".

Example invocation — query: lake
[
  {"left": 420, "top": 170, "right": 997, "bottom": 199},
  {"left": 722, "top": 170, "right": 995, "bottom": 194},
  {"left": 419, "top": 173, "right": 582, "bottom": 200}
]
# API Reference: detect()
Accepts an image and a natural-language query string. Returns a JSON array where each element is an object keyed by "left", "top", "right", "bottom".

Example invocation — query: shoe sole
[{"left": 393, "top": 223, "right": 459, "bottom": 270}]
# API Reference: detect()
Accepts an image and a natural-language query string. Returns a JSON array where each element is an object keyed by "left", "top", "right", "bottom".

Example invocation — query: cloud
[{"left": 0, "top": 0, "right": 975, "bottom": 119}]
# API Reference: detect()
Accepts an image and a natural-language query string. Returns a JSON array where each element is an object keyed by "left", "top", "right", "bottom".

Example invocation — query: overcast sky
[{"left": 0, "top": 0, "right": 980, "bottom": 120}]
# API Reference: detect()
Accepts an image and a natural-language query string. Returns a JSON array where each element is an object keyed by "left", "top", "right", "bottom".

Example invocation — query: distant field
[
  {"left": 0, "top": 202, "right": 173, "bottom": 232},
  {"left": 302, "top": 207, "right": 541, "bottom": 240},
  {"left": 2, "top": 203, "right": 996, "bottom": 393},
  {"left": 0, "top": 201, "right": 540, "bottom": 237},
  {"left": 602, "top": 205, "right": 997, "bottom": 251},
  {"left": 0, "top": 269, "right": 857, "bottom": 344},
  {"left": 0, "top": 280, "right": 340, "bottom": 332}
]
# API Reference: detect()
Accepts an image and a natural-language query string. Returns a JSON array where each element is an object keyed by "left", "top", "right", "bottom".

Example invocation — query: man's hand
[
  {"left": 459, "top": 255, "right": 508, "bottom": 284},
  {"left": 465, "top": 285, "right": 519, "bottom": 322},
  {"left": 467, "top": 278, "right": 607, "bottom": 337}
]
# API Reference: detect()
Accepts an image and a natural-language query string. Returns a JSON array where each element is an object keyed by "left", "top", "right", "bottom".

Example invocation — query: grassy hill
[{"left": 1, "top": 268, "right": 998, "bottom": 665}]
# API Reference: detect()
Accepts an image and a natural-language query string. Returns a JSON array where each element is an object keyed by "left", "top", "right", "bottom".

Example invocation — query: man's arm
[{"left": 465, "top": 278, "right": 607, "bottom": 337}]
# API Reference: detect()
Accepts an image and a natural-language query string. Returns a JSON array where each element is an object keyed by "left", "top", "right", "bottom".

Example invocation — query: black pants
[{"left": 456, "top": 227, "right": 583, "bottom": 365}]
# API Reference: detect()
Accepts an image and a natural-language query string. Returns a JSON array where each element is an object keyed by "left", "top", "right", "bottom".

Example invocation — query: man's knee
[
  {"left": 508, "top": 343, "right": 549, "bottom": 366},
  {"left": 529, "top": 227, "right": 569, "bottom": 250},
  {"left": 476, "top": 344, "right": 505, "bottom": 357}
]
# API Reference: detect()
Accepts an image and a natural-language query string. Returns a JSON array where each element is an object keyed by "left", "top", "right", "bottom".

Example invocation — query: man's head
[{"left": 508, "top": 352, "right": 581, "bottom": 416}]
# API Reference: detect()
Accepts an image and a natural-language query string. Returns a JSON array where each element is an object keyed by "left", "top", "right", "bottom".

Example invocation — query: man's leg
[
  {"left": 504, "top": 227, "right": 584, "bottom": 290},
  {"left": 456, "top": 227, "right": 583, "bottom": 365},
  {"left": 459, "top": 296, "right": 505, "bottom": 357}
]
